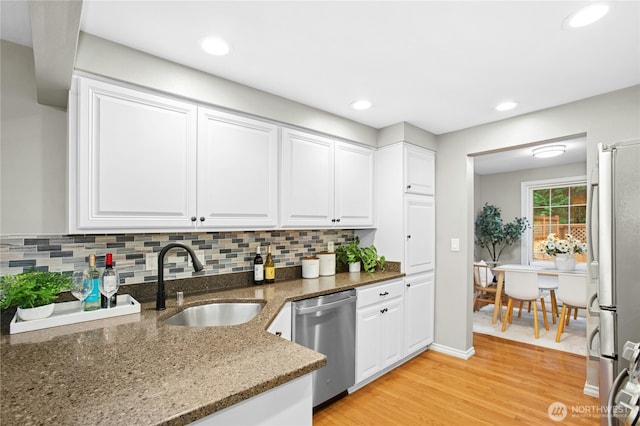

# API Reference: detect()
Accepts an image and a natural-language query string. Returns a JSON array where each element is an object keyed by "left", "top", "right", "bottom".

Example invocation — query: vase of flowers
[{"left": 536, "top": 233, "right": 587, "bottom": 271}]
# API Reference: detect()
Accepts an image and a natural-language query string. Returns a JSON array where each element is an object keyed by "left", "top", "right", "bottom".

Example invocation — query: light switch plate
[{"left": 450, "top": 238, "right": 460, "bottom": 252}]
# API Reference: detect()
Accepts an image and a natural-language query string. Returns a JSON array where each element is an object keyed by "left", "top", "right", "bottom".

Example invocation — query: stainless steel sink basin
[{"left": 163, "top": 302, "right": 264, "bottom": 327}]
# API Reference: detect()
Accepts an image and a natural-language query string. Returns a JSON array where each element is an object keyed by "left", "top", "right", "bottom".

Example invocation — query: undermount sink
[{"left": 164, "top": 302, "right": 264, "bottom": 327}]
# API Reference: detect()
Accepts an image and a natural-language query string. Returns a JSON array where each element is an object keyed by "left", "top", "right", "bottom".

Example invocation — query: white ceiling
[{"left": 1, "top": 1, "right": 637, "bottom": 172}]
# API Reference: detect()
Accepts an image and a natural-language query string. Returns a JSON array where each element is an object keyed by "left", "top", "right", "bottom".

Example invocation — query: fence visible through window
[{"left": 531, "top": 184, "right": 587, "bottom": 263}]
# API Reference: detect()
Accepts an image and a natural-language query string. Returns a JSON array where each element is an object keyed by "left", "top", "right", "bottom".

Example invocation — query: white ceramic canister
[
  {"left": 302, "top": 257, "right": 320, "bottom": 279},
  {"left": 317, "top": 252, "right": 336, "bottom": 276}
]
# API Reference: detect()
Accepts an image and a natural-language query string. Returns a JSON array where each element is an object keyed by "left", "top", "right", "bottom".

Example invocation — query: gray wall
[
  {"left": 436, "top": 85, "right": 640, "bottom": 354},
  {"left": 474, "top": 162, "right": 586, "bottom": 265},
  {"left": 1, "top": 41, "right": 67, "bottom": 234}
]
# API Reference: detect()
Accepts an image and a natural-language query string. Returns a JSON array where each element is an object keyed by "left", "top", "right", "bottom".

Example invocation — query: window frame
[{"left": 520, "top": 175, "right": 587, "bottom": 265}]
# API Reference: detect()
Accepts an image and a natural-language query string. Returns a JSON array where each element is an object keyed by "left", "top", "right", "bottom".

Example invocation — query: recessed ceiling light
[
  {"left": 495, "top": 101, "right": 518, "bottom": 112},
  {"left": 200, "top": 37, "right": 231, "bottom": 56},
  {"left": 532, "top": 145, "right": 566, "bottom": 158},
  {"left": 564, "top": 3, "right": 610, "bottom": 28},
  {"left": 350, "top": 99, "right": 372, "bottom": 110}
]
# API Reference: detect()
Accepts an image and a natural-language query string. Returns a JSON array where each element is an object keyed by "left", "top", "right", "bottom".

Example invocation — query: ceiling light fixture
[
  {"left": 495, "top": 101, "right": 518, "bottom": 112},
  {"left": 532, "top": 145, "right": 566, "bottom": 158},
  {"left": 200, "top": 37, "right": 231, "bottom": 56},
  {"left": 564, "top": 3, "right": 610, "bottom": 28},
  {"left": 350, "top": 99, "right": 372, "bottom": 110}
]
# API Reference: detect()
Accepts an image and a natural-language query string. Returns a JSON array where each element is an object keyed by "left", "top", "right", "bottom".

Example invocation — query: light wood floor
[{"left": 313, "top": 333, "right": 599, "bottom": 425}]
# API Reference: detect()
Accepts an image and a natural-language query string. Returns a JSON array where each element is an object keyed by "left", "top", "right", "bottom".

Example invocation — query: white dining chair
[
  {"left": 555, "top": 273, "right": 588, "bottom": 342},
  {"left": 501, "top": 270, "right": 550, "bottom": 338}
]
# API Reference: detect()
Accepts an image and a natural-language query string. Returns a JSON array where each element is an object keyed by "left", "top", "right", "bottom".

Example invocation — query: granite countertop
[{"left": 0, "top": 269, "right": 404, "bottom": 425}]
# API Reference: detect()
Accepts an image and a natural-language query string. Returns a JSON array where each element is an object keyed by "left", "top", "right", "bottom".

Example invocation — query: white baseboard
[
  {"left": 583, "top": 382, "right": 599, "bottom": 398},
  {"left": 430, "top": 343, "right": 476, "bottom": 360}
]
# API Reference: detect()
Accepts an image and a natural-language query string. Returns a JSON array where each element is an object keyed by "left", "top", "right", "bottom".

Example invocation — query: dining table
[{"left": 491, "top": 263, "right": 587, "bottom": 324}]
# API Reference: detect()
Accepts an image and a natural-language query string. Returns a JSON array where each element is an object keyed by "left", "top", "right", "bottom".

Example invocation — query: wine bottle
[
  {"left": 100, "top": 253, "right": 119, "bottom": 308},
  {"left": 83, "top": 254, "right": 101, "bottom": 311},
  {"left": 265, "top": 245, "right": 275, "bottom": 284},
  {"left": 253, "top": 246, "right": 264, "bottom": 285}
]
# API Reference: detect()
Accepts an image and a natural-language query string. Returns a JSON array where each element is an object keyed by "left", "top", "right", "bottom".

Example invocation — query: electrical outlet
[{"left": 146, "top": 253, "right": 158, "bottom": 270}]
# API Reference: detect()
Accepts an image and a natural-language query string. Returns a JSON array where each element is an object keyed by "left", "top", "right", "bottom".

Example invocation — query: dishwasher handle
[{"left": 295, "top": 295, "right": 356, "bottom": 315}]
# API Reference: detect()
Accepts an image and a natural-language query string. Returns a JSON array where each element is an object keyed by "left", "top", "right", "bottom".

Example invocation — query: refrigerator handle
[
  {"left": 587, "top": 293, "right": 600, "bottom": 317},
  {"left": 607, "top": 368, "right": 629, "bottom": 426},
  {"left": 588, "top": 326, "right": 601, "bottom": 361},
  {"left": 588, "top": 182, "right": 598, "bottom": 262}
]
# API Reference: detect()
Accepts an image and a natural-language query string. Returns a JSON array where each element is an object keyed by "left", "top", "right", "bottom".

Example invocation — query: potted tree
[
  {"left": 0, "top": 270, "right": 72, "bottom": 321},
  {"left": 475, "top": 203, "right": 529, "bottom": 265}
]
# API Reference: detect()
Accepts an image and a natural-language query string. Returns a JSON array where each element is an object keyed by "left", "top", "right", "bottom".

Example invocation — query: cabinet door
[
  {"left": 380, "top": 298, "right": 404, "bottom": 369},
  {"left": 280, "top": 128, "right": 334, "bottom": 228},
  {"left": 335, "top": 141, "right": 375, "bottom": 227},
  {"left": 355, "top": 305, "right": 382, "bottom": 383},
  {"left": 405, "top": 195, "right": 435, "bottom": 274},
  {"left": 197, "top": 108, "right": 279, "bottom": 228},
  {"left": 267, "top": 302, "right": 292, "bottom": 341},
  {"left": 404, "top": 273, "right": 435, "bottom": 356},
  {"left": 72, "top": 77, "right": 197, "bottom": 231},
  {"left": 404, "top": 145, "right": 435, "bottom": 195}
]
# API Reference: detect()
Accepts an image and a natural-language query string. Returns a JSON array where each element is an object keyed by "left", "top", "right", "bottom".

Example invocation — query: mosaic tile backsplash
[{"left": 0, "top": 230, "right": 355, "bottom": 286}]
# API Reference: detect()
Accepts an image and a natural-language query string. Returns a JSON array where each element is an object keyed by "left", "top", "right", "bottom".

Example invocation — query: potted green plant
[
  {"left": 0, "top": 270, "right": 72, "bottom": 321},
  {"left": 360, "top": 245, "right": 386, "bottom": 274},
  {"left": 474, "top": 203, "right": 529, "bottom": 264},
  {"left": 335, "top": 236, "right": 386, "bottom": 273}
]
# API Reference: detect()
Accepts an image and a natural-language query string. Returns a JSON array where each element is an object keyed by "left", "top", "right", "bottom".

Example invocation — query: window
[{"left": 521, "top": 177, "right": 587, "bottom": 264}]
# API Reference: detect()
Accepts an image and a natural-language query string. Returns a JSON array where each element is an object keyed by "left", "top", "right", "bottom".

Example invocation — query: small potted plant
[
  {"left": 336, "top": 237, "right": 363, "bottom": 272},
  {"left": 336, "top": 236, "right": 386, "bottom": 273},
  {"left": 0, "top": 270, "right": 72, "bottom": 321}
]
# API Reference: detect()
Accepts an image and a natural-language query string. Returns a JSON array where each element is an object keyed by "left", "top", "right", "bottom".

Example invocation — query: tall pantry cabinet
[{"left": 374, "top": 143, "right": 435, "bottom": 356}]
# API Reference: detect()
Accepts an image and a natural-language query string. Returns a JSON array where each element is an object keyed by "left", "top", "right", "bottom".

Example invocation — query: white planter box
[{"left": 9, "top": 294, "right": 140, "bottom": 334}]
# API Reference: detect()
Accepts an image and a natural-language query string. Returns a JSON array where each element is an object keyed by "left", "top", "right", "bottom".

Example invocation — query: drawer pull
[
  {"left": 275, "top": 331, "right": 282, "bottom": 337},
  {"left": 380, "top": 308, "right": 388, "bottom": 314},
  {"left": 379, "top": 291, "right": 389, "bottom": 296}
]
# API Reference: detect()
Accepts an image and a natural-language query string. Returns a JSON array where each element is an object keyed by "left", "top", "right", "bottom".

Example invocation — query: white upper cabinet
[
  {"left": 70, "top": 76, "right": 278, "bottom": 232},
  {"left": 404, "top": 144, "right": 435, "bottom": 195},
  {"left": 281, "top": 128, "right": 374, "bottom": 228},
  {"left": 334, "top": 142, "right": 375, "bottom": 228},
  {"left": 375, "top": 143, "right": 436, "bottom": 274},
  {"left": 70, "top": 76, "right": 198, "bottom": 231},
  {"left": 280, "top": 128, "right": 334, "bottom": 227},
  {"left": 197, "top": 107, "right": 279, "bottom": 228}
]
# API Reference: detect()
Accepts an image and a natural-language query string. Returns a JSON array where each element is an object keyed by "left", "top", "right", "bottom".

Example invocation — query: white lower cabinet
[
  {"left": 189, "top": 374, "right": 312, "bottom": 426},
  {"left": 404, "top": 272, "right": 435, "bottom": 356},
  {"left": 355, "top": 279, "right": 404, "bottom": 384},
  {"left": 266, "top": 302, "right": 292, "bottom": 341}
]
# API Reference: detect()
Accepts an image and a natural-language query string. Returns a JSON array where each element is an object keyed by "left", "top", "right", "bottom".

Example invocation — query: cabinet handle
[
  {"left": 379, "top": 291, "right": 389, "bottom": 296},
  {"left": 199, "top": 217, "right": 205, "bottom": 222},
  {"left": 190, "top": 217, "right": 197, "bottom": 222},
  {"left": 336, "top": 218, "right": 341, "bottom": 223},
  {"left": 407, "top": 235, "right": 412, "bottom": 239},
  {"left": 331, "top": 219, "right": 336, "bottom": 223},
  {"left": 380, "top": 308, "right": 388, "bottom": 314},
  {"left": 407, "top": 185, "right": 412, "bottom": 190},
  {"left": 275, "top": 331, "right": 282, "bottom": 337},
  {"left": 406, "top": 283, "right": 411, "bottom": 287}
]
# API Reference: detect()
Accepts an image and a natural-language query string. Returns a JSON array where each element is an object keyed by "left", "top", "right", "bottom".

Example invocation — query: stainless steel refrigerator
[{"left": 589, "top": 139, "right": 640, "bottom": 425}]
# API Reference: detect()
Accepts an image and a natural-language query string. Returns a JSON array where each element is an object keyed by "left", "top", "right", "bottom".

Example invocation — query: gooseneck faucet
[{"left": 156, "top": 243, "right": 204, "bottom": 310}]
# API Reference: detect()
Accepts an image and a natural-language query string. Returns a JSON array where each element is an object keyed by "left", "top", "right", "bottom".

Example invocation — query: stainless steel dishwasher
[{"left": 292, "top": 289, "right": 356, "bottom": 407}]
